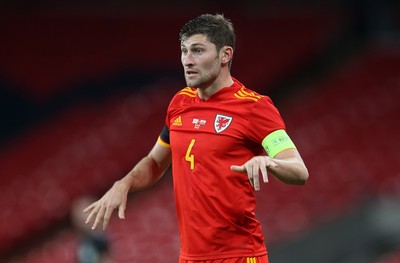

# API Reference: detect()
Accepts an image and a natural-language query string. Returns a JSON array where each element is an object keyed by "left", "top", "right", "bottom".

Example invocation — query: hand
[
  {"left": 83, "top": 179, "right": 130, "bottom": 230},
  {"left": 231, "top": 156, "right": 278, "bottom": 191}
]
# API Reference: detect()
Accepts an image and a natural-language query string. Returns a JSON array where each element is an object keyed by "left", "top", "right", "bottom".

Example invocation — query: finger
[
  {"left": 260, "top": 164, "right": 269, "bottom": 183},
  {"left": 245, "top": 164, "right": 254, "bottom": 187},
  {"left": 83, "top": 201, "right": 98, "bottom": 213},
  {"left": 85, "top": 203, "right": 100, "bottom": 224},
  {"left": 248, "top": 176, "right": 254, "bottom": 187},
  {"left": 85, "top": 210, "right": 95, "bottom": 225},
  {"left": 252, "top": 164, "right": 260, "bottom": 191},
  {"left": 231, "top": 165, "right": 245, "bottom": 173},
  {"left": 118, "top": 201, "right": 126, "bottom": 220},
  {"left": 92, "top": 205, "right": 106, "bottom": 230},
  {"left": 103, "top": 205, "right": 116, "bottom": 230}
]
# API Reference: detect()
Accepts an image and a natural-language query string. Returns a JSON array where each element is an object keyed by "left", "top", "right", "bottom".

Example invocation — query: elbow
[
  {"left": 281, "top": 171, "right": 308, "bottom": 185},
  {"left": 296, "top": 168, "right": 309, "bottom": 185},
  {"left": 288, "top": 166, "right": 309, "bottom": 185},
  {"left": 297, "top": 176, "right": 308, "bottom": 185},
  {"left": 273, "top": 158, "right": 309, "bottom": 185}
]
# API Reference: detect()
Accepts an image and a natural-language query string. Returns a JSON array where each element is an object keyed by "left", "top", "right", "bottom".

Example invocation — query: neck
[{"left": 197, "top": 73, "right": 234, "bottom": 101}]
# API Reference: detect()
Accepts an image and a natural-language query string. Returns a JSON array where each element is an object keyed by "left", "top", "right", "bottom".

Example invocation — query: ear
[{"left": 220, "top": 46, "right": 233, "bottom": 65}]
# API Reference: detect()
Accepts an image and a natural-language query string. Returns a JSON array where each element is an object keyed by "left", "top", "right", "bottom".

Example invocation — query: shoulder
[
  {"left": 166, "top": 87, "right": 197, "bottom": 116},
  {"left": 177, "top": 87, "right": 198, "bottom": 98},
  {"left": 230, "top": 78, "right": 268, "bottom": 103},
  {"left": 169, "top": 87, "right": 197, "bottom": 104},
  {"left": 233, "top": 86, "right": 263, "bottom": 102},
  {"left": 232, "top": 85, "right": 274, "bottom": 109},
  {"left": 232, "top": 82, "right": 280, "bottom": 118}
]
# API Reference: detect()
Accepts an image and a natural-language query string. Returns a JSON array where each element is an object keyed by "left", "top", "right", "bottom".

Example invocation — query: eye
[
  {"left": 194, "top": 48, "right": 203, "bottom": 54},
  {"left": 181, "top": 48, "right": 188, "bottom": 55}
]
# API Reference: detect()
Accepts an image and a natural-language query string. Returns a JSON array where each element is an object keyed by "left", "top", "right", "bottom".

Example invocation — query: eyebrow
[{"left": 181, "top": 42, "right": 207, "bottom": 48}]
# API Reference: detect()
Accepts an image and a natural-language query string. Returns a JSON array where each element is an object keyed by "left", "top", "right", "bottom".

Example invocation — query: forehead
[{"left": 181, "top": 34, "right": 212, "bottom": 47}]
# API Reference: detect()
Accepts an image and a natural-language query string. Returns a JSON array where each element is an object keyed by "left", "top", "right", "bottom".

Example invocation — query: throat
[{"left": 198, "top": 87, "right": 221, "bottom": 101}]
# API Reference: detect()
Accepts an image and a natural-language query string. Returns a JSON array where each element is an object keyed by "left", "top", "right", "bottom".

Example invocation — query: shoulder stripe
[
  {"left": 179, "top": 87, "right": 198, "bottom": 97},
  {"left": 179, "top": 91, "right": 197, "bottom": 97},
  {"left": 234, "top": 87, "right": 262, "bottom": 102},
  {"left": 234, "top": 93, "right": 258, "bottom": 102},
  {"left": 239, "top": 88, "right": 261, "bottom": 97},
  {"left": 179, "top": 87, "right": 197, "bottom": 94}
]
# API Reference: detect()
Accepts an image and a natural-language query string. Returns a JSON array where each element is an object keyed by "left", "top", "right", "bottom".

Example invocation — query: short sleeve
[
  {"left": 245, "top": 96, "right": 286, "bottom": 144},
  {"left": 158, "top": 125, "right": 170, "bottom": 146}
]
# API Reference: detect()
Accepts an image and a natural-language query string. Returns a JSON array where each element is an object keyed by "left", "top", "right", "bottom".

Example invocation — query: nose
[{"left": 182, "top": 51, "right": 194, "bottom": 67}]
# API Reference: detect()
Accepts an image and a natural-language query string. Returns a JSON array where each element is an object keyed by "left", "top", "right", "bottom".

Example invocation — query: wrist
[{"left": 116, "top": 175, "right": 134, "bottom": 192}]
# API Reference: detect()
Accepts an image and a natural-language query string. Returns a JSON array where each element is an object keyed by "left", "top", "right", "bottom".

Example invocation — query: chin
[{"left": 186, "top": 82, "right": 198, "bottom": 88}]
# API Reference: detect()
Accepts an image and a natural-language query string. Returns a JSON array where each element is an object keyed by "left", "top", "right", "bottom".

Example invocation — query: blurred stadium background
[{"left": 0, "top": 0, "right": 399, "bottom": 262}]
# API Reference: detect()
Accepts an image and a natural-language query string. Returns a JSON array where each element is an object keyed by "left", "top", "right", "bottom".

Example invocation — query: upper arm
[
  {"left": 272, "top": 148, "right": 309, "bottom": 184},
  {"left": 148, "top": 140, "right": 172, "bottom": 172},
  {"left": 274, "top": 148, "right": 305, "bottom": 164}
]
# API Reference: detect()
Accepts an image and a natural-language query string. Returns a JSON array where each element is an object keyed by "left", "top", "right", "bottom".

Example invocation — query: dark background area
[{"left": 1, "top": 1, "right": 400, "bottom": 262}]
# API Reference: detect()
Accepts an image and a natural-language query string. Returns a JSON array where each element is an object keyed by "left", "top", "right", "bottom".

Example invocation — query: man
[{"left": 84, "top": 14, "right": 309, "bottom": 263}]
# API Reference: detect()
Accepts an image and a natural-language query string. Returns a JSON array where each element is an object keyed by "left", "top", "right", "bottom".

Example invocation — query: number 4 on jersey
[{"left": 185, "top": 139, "right": 196, "bottom": 170}]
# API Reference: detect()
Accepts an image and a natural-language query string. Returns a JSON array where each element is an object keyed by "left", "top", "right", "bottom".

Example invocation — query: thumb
[{"left": 231, "top": 165, "right": 245, "bottom": 173}]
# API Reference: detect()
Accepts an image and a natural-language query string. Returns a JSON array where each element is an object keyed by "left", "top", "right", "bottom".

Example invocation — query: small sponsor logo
[
  {"left": 172, "top": 116, "right": 182, "bottom": 126},
  {"left": 192, "top": 118, "right": 206, "bottom": 129}
]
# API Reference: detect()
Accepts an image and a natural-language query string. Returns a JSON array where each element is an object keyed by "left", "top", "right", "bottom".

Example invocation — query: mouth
[{"left": 186, "top": 70, "right": 198, "bottom": 77}]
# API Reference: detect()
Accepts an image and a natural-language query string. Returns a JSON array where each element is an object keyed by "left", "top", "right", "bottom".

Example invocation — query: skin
[
  {"left": 84, "top": 33, "right": 309, "bottom": 231},
  {"left": 181, "top": 34, "right": 234, "bottom": 100}
]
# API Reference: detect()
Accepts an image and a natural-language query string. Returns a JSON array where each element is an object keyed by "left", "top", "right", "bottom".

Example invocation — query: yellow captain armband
[
  {"left": 157, "top": 136, "right": 170, "bottom": 148},
  {"left": 262, "top": 129, "right": 296, "bottom": 158}
]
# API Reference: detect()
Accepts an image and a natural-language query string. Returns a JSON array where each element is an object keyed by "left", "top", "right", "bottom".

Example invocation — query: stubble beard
[
  {"left": 184, "top": 58, "right": 221, "bottom": 89},
  {"left": 185, "top": 70, "right": 219, "bottom": 90},
  {"left": 185, "top": 74, "right": 204, "bottom": 89}
]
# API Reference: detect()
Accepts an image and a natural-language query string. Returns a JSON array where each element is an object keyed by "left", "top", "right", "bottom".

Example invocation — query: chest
[{"left": 168, "top": 104, "right": 259, "bottom": 161}]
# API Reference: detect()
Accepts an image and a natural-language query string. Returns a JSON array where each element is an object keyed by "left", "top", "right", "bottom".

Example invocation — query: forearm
[
  {"left": 269, "top": 157, "right": 309, "bottom": 185},
  {"left": 84, "top": 143, "right": 171, "bottom": 230},
  {"left": 120, "top": 155, "right": 168, "bottom": 192}
]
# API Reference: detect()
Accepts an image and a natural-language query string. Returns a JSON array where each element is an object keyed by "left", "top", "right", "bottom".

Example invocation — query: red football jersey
[{"left": 164, "top": 78, "right": 286, "bottom": 260}]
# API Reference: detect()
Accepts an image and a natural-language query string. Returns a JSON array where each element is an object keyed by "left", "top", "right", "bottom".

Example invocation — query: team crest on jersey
[{"left": 214, "top": 114, "right": 233, "bottom": 133}]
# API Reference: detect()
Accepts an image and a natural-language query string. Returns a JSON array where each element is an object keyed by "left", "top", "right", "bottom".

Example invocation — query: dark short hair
[{"left": 179, "top": 14, "right": 235, "bottom": 52}]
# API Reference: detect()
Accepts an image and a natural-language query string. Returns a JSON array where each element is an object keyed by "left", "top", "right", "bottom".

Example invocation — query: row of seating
[
  {"left": 0, "top": 9, "right": 347, "bottom": 258},
  {"left": 0, "top": 80, "right": 177, "bottom": 256},
  {"left": 4, "top": 45, "right": 400, "bottom": 262},
  {"left": 0, "top": 8, "right": 360, "bottom": 262},
  {"left": 257, "top": 46, "right": 400, "bottom": 243},
  {"left": 0, "top": 11, "right": 344, "bottom": 101}
]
